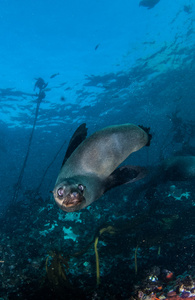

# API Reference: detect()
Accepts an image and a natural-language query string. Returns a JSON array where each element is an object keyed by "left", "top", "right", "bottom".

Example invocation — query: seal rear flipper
[
  {"left": 103, "top": 165, "right": 147, "bottom": 193},
  {"left": 61, "top": 123, "right": 88, "bottom": 167},
  {"left": 138, "top": 125, "right": 152, "bottom": 146}
]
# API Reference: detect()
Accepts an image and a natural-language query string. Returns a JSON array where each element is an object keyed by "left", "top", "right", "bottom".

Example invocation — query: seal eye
[
  {"left": 78, "top": 184, "right": 84, "bottom": 192},
  {"left": 57, "top": 187, "right": 64, "bottom": 197}
]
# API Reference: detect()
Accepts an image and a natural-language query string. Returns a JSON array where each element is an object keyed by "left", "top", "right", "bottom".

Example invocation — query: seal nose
[
  {"left": 57, "top": 187, "right": 64, "bottom": 197},
  {"left": 72, "top": 191, "right": 78, "bottom": 197}
]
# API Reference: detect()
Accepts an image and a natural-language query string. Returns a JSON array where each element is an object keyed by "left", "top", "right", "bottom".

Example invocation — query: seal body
[{"left": 53, "top": 124, "right": 150, "bottom": 212}]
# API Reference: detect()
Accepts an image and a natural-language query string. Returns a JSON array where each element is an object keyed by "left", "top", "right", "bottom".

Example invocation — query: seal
[
  {"left": 161, "top": 156, "right": 195, "bottom": 181},
  {"left": 53, "top": 123, "right": 151, "bottom": 212}
]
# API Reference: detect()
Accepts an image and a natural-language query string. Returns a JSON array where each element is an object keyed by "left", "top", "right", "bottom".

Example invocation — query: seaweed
[
  {"left": 12, "top": 79, "right": 47, "bottom": 203},
  {"left": 94, "top": 225, "right": 116, "bottom": 286},
  {"left": 45, "top": 250, "right": 71, "bottom": 289}
]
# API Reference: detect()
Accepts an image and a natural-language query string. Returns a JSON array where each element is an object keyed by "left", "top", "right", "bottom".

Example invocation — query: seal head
[{"left": 53, "top": 178, "right": 86, "bottom": 212}]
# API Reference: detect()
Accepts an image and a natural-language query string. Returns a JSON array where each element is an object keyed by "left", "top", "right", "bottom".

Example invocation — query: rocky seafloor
[{"left": 0, "top": 178, "right": 194, "bottom": 299}]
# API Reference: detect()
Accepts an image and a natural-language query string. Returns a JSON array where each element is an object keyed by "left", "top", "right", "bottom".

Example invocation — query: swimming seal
[
  {"left": 161, "top": 156, "right": 195, "bottom": 181},
  {"left": 53, "top": 123, "right": 151, "bottom": 212}
]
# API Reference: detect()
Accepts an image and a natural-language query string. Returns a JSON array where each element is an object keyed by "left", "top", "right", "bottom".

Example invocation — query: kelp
[
  {"left": 45, "top": 250, "right": 71, "bottom": 289},
  {"left": 94, "top": 225, "right": 116, "bottom": 286},
  {"left": 12, "top": 79, "right": 47, "bottom": 203}
]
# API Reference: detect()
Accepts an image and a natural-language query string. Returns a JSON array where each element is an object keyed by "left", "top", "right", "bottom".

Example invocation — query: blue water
[
  {"left": 0, "top": 0, "right": 195, "bottom": 298},
  {"left": 0, "top": 0, "right": 194, "bottom": 207}
]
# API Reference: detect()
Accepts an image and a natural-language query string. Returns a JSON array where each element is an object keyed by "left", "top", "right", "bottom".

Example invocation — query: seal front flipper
[
  {"left": 61, "top": 123, "right": 88, "bottom": 167},
  {"left": 103, "top": 165, "right": 147, "bottom": 193}
]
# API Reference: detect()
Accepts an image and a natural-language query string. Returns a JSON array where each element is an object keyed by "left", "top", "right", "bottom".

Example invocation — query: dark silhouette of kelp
[{"left": 12, "top": 79, "right": 47, "bottom": 203}]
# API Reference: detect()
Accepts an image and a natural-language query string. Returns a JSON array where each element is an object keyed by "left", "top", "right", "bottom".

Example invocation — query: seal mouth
[
  {"left": 61, "top": 191, "right": 84, "bottom": 208},
  {"left": 63, "top": 202, "right": 81, "bottom": 208},
  {"left": 62, "top": 196, "right": 82, "bottom": 208}
]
